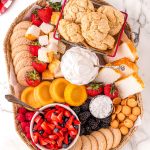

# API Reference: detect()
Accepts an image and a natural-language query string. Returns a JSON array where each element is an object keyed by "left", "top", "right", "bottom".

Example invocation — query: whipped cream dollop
[{"left": 61, "top": 47, "right": 99, "bottom": 85}]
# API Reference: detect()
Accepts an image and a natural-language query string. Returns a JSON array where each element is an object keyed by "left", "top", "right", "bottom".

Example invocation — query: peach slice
[
  {"left": 34, "top": 81, "right": 54, "bottom": 106},
  {"left": 50, "top": 78, "right": 70, "bottom": 103},
  {"left": 21, "top": 87, "right": 41, "bottom": 109}
]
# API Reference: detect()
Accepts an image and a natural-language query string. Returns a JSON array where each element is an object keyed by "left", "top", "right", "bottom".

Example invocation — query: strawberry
[
  {"left": 64, "top": 133, "right": 69, "bottom": 145},
  {"left": 86, "top": 83, "right": 103, "bottom": 97},
  {"left": 41, "top": 122, "right": 51, "bottom": 134},
  {"left": 48, "top": 124, "right": 55, "bottom": 130},
  {"left": 39, "top": 137, "right": 47, "bottom": 146},
  {"left": 64, "top": 110, "right": 71, "bottom": 118},
  {"left": 57, "top": 136, "right": 64, "bottom": 148},
  {"left": 34, "top": 119, "right": 44, "bottom": 131},
  {"left": 65, "top": 115, "right": 74, "bottom": 128},
  {"left": 38, "top": 7, "right": 52, "bottom": 23},
  {"left": 16, "top": 114, "right": 25, "bottom": 122},
  {"left": 32, "top": 58, "right": 47, "bottom": 73},
  {"left": 29, "top": 44, "right": 41, "bottom": 56},
  {"left": 57, "top": 112, "right": 63, "bottom": 123},
  {"left": 25, "top": 112, "right": 34, "bottom": 121},
  {"left": 34, "top": 115, "right": 42, "bottom": 124},
  {"left": 69, "top": 130, "right": 78, "bottom": 138},
  {"left": 49, "top": 135, "right": 58, "bottom": 140},
  {"left": 18, "top": 107, "right": 27, "bottom": 114},
  {"left": 104, "top": 84, "right": 119, "bottom": 99},
  {"left": 31, "top": 10, "right": 42, "bottom": 26},
  {"left": 73, "top": 119, "right": 80, "bottom": 125},
  {"left": 33, "top": 132, "right": 40, "bottom": 144},
  {"left": 26, "top": 70, "right": 41, "bottom": 87}
]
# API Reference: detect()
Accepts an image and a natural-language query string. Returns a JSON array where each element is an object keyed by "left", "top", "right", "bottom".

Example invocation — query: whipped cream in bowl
[{"left": 61, "top": 47, "right": 99, "bottom": 85}]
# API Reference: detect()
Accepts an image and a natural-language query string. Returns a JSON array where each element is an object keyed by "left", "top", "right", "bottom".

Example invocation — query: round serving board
[{"left": 3, "top": 0, "right": 143, "bottom": 150}]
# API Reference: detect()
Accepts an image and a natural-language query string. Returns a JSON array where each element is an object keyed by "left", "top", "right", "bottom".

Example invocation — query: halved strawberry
[
  {"left": 64, "top": 133, "right": 69, "bottom": 145},
  {"left": 51, "top": 112, "right": 58, "bottom": 122},
  {"left": 45, "top": 109, "right": 55, "bottom": 121},
  {"left": 31, "top": 10, "right": 42, "bottom": 26},
  {"left": 29, "top": 41, "right": 41, "bottom": 56},
  {"left": 41, "top": 122, "right": 51, "bottom": 134},
  {"left": 34, "top": 118, "right": 44, "bottom": 131},
  {"left": 67, "top": 125, "right": 75, "bottom": 131},
  {"left": 48, "top": 123, "right": 55, "bottom": 130},
  {"left": 73, "top": 119, "right": 80, "bottom": 125},
  {"left": 49, "top": 135, "right": 58, "bottom": 140},
  {"left": 65, "top": 115, "right": 74, "bottom": 128},
  {"left": 34, "top": 115, "right": 42, "bottom": 124},
  {"left": 64, "top": 110, "right": 71, "bottom": 118},
  {"left": 39, "top": 137, "right": 47, "bottom": 146},
  {"left": 57, "top": 136, "right": 64, "bottom": 148},
  {"left": 69, "top": 130, "right": 78, "bottom": 138},
  {"left": 33, "top": 132, "right": 40, "bottom": 144},
  {"left": 57, "top": 112, "right": 63, "bottom": 123}
]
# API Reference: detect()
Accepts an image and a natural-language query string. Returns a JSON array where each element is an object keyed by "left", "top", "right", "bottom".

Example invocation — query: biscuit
[
  {"left": 110, "top": 127, "right": 121, "bottom": 148},
  {"left": 15, "top": 57, "right": 32, "bottom": 74},
  {"left": 13, "top": 51, "right": 32, "bottom": 66},
  {"left": 11, "top": 45, "right": 29, "bottom": 59},
  {"left": 17, "top": 66, "right": 34, "bottom": 86},
  {"left": 87, "top": 135, "right": 98, "bottom": 150},
  {"left": 11, "top": 37, "right": 31, "bottom": 49},
  {"left": 70, "top": 136, "right": 82, "bottom": 150},
  {"left": 13, "top": 21, "right": 32, "bottom": 32},
  {"left": 10, "top": 29, "right": 27, "bottom": 44},
  {"left": 81, "top": 135, "right": 92, "bottom": 150},
  {"left": 91, "top": 131, "right": 106, "bottom": 150},
  {"left": 99, "top": 128, "right": 114, "bottom": 150}
]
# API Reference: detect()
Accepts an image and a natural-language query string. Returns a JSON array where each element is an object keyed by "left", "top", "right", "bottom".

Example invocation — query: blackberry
[
  {"left": 80, "top": 99, "right": 90, "bottom": 111},
  {"left": 100, "top": 116, "right": 111, "bottom": 124},
  {"left": 72, "top": 107, "right": 81, "bottom": 115},
  {"left": 100, "top": 122, "right": 110, "bottom": 128},
  {"left": 88, "top": 118, "right": 99, "bottom": 130},
  {"left": 85, "top": 125, "right": 92, "bottom": 134},
  {"left": 80, "top": 126, "right": 86, "bottom": 135},
  {"left": 78, "top": 111, "right": 91, "bottom": 123}
]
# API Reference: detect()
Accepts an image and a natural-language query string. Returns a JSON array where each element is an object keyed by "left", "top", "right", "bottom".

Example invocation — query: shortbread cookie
[
  {"left": 97, "top": 5, "right": 124, "bottom": 35},
  {"left": 17, "top": 66, "right": 34, "bottom": 86},
  {"left": 99, "top": 128, "right": 114, "bottom": 150},
  {"left": 10, "top": 29, "right": 27, "bottom": 44},
  {"left": 11, "top": 45, "right": 29, "bottom": 59},
  {"left": 58, "top": 19, "right": 84, "bottom": 43},
  {"left": 11, "top": 37, "right": 31, "bottom": 49},
  {"left": 87, "top": 135, "right": 98, "bottom": 150},
  {"left": 91, "top": 131, "right": 106, "bottom": 150},
  {"left": 13, "top": 21, "right": 32, "bottom": 32},
  {"left": 81, "top": 135, "right": 92, "bottom": 150},
  {"left": 70, "top": 136, "right": 82, "bottom": 150},
  {"left": 13, "top": 51, "right": 32, "bottom": 66},
  {"left": 15, "top": 57, "right": 32, "bottom": 74},
  {"left": 64, "top": 0, "right": 94, "bottom": 23},
  {"left": 110, "top": 127, "right": 121, "bottom": 148}
]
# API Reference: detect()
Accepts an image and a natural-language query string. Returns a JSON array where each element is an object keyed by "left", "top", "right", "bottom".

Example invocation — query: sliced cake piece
[
  {"left": 95, "top": 67, "right": 122, "bottom": 84},
  {"left": 110, "top": 58, "right": 138, "bottom": 76},
  {"left": 104, "top": 42, "right": 138, "bottom": 63},
  {"left": 115, "top": 73, "right": 144, "bottom": 99}
]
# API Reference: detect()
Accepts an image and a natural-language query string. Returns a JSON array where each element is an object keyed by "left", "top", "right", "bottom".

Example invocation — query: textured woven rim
[{"left": 3, "top": 0, "right": 143, "bottom": 150}]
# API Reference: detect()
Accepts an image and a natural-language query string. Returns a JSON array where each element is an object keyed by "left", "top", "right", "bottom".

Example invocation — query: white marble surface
[{"left": 0, "top": 0, "right": 150, "bottom": 150}]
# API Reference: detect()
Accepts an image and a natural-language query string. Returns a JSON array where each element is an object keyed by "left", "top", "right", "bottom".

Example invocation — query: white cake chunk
[
  {"left": 95, "top": 68, "right": 122, "bottom": 84},
  {"left": 38, "top": 47, "right": 49, "bottom": 63},
  {"left": 49, "top": 32, "right": 59, "bottom": 45},
  {"left": 40, "top": 22, "right": 54, "bottom": 34},
  {"left": 39, "top": 35, "right": 49, "bottom": 46},
  {"left": 47, "top": 43, "right": 58, "bottom": 54},
  {"left": 115, "top": 73, "right": 144, "bottom": 99},
  {"left": 104, "top": 42, "right": 138, "bottom": 63}
]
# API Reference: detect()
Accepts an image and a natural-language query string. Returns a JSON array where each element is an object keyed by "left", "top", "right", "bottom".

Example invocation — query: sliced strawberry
[
  {"left": 49, "top": 135, "right": 58, "bottom": 140},
  {"left": 41, "top": 122, "right": 51, "bottom": 134},
  {"left": 42, "top": 132, "right": 48, "bottom": 138},
  {"left": 69, "top": 130, "right": 78, "bottom": 138},
  {"left": 34, "top": 115, "right": 42, "bottom": 124},
  {"left": 45, "top": 109, "right": 55, "bottom": 121},
  {"left": 64, "top": 110, "right": 71, "bottom": 118},
  {"left": 38, "top": 7, "right": 52, "bottom": 23},
  {"left": 61, "top": 128, "right": 67, "bottom": 132},
  {"left": 67, "top": 125, "right": 75, "bottom": 131},
  {"left": 57, "top": 112, "right": 63, "bottom": 123},
  {"left": 66, "top": 115, "right": 74, "bottom": 128},
  {"left": 33, "top": 132, "right": 40, "bottom": 144},
  {"left": 51, "top": 112, "right": 58, "bottom": 122},
  {"left": 48, "top": 123, "right": 55, "bottom": 130},
  {"left": 57, "top": 136, "right": 64, "bottom": 148},
  {"left": 64, "top": 133, "right": 69, "bottom": 145},
  {"left": 39, "top": 137, "right": 47, "bottom": 146},
  {"left": 73, "top": 119, "right": 80, "bottom": 125},
  {"left": 34, "top": 118, "right": 44, "bottom": 131}
]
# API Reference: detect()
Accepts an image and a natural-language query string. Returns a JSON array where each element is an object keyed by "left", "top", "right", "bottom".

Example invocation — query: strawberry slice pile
[
  {"left": 32, "top": 105, "right": 80, "bottom": 149},
  {"left": 16, "top": 107, "right": 35, "bottom": 140}
]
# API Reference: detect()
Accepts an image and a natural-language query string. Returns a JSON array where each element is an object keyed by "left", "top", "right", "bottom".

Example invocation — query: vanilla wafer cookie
[
  {"left": 81, "top": 135, "right": 92, "bottom": 150},
  {"left": 87, "top": 135, "right": 98, "bottom": 150},
  {"left": 70, "top": 136, "right": 82, "bottom": 150}
]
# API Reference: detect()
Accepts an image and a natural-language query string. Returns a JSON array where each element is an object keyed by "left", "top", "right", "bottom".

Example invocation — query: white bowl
[{"left": 30, "top": 103, "right": 80, "bottom": 150}]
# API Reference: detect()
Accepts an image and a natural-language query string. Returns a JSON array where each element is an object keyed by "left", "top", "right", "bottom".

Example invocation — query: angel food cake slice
[
  {"left": 115, "top": 73, "right": 144, "bottom": 99},
  {"left": 104, "top": 41, "right": 138, "bottom": 63}
]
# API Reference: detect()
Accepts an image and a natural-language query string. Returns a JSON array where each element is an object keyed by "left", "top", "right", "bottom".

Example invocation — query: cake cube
[
  {"left": 39, "top": 35, "right": 49, "bottom": 46},
  {"left": 40, "top": 22, "right": 54, "bottom": 34}
]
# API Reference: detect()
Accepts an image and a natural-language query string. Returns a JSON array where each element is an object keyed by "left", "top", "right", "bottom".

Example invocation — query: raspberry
[
  {"left": 25, "top": 126, "right": 30, "bottom": 134},
  {"left": 18, "top": 107, "right": 27, "bottom": 114},
  {"left": 26, "top": 133, "right": 31, "bottom": 140},
  {"left": 21, "top": 122, "right": 30, "bottom": 131},
  {"left": 16, "top": 114, "right": 25, "bottom": 122},
  {"left": 25, "top": 112, "right": 34, "bottom": 121}
]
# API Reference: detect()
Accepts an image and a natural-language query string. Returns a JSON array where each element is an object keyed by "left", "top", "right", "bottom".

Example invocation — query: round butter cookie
[
  {"left": 87, "top": 135, "right": 98, "bottom": 150},
  {"left": 17, "top": 66, "right": 34, "bottom": 86},
  {"left": 13, "top": 21, "right": 32, "bottom": 32},
  {"left": 11, "top": 37, "right": 31, "bottom": 49},
  {"left": 58, "top": 19, "right": 84, "bottom": 43},
  {"left": 99, "top": 128, "right": 114, "bottom": 150},
  {"left": 81, "top": 135, "right": 92, "bottom": 150},
  {"left": 10, "top": 29, "right": 27, "bottom": 44},
  {"left": 91, "top": 131, "right": 106, "bottom": 150},
  {"left": 11, "top": 45, "right": 29, "bottom": 59},
  {"left": 13, "top": 51, "right": 32, "bottom": 66},
  {"left": 110, "top": 127, "right": 121, "bottom": 148},
  {"left": 64, "top": 0, "right": 94, "bottom": 23},
  {"left": 70, "top": 136, "right": 82, "bottom": 150},
  {"left": 97, "top": 5, "right": 124, "bottom": 36},
  {"left": 15, "top": 57, "right": 32, "bottom": 74}
]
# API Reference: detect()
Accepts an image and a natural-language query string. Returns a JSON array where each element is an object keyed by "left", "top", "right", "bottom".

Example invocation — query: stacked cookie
[
  {"left": 10, "top": 21, "right": 34, "bottom": 86},
  {"left": 70, "top": 128, "right": 121, "bottom": 150}
]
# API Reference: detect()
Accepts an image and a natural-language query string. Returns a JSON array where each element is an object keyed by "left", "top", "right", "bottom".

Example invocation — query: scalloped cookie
[
  {"left": 70, "top": 136, "right": 82, "bottom": 150},
  {"left": 87, "top": 135, "right": 98, "bottom": 150},
  {"left": 81, "top": 135, "right": 92, "bottom": 150}
]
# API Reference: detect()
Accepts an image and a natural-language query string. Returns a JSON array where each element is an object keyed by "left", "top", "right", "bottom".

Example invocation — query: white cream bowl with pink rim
[{"left": 30, "top": 103, "right": 81, "bottom": 150}]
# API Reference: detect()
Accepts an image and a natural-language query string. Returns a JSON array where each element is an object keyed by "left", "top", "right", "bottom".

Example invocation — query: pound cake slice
[
  {"left": 95, "top": 67, "right": 122, "bottom": 84},
  {"left": 104, "top": 41, "right": 138, "bottom": 63},
  {"left": 110, "top": 58, "right": 138, "bottom": 76},
  {"left": 115, "top": 73, "right": 144, "bottom": 99}
]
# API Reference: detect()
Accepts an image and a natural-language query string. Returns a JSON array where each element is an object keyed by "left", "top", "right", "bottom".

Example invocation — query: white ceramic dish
[{"left": 30, "top": 103, "right": 80, "bottom": 150}]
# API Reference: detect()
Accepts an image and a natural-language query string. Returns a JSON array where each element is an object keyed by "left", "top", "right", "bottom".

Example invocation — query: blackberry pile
[{"left": 71, "top": 99, "right": 111, "bottom": 135}]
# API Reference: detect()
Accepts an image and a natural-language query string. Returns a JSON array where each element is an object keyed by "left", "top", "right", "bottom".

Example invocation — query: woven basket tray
[{"left": 3, "top": 0, "right": 143, "bottom": 150}]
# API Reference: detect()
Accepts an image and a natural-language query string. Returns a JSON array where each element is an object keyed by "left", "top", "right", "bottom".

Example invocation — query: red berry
[
  {"left": 21, "top": 122, "right": 30, "bottom": 131},
  {"left": 25, "top": 126, "right": 30, "bottom": 134},
  {"left": 18, "top": 107, "right": 27, "bottom": 114},
  {"left": 26, "top": 133, "right": 31, "bottom": 140},
  {"left": 16, "top": 114, "right": 25, "bottom": 122},
  {"left": 25, "top": 112, "right": 34, "bottom": 121}
]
